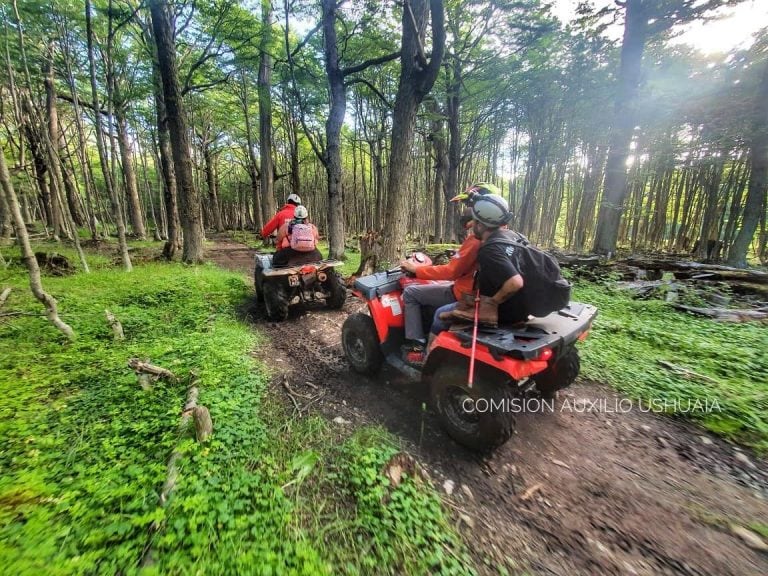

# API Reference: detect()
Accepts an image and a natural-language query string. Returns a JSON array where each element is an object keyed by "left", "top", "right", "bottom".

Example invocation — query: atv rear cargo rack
[{"left": 450, "top": 302, "right": 597, "bottom": 360}]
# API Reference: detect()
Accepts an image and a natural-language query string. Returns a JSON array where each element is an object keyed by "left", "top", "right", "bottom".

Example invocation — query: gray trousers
[{"left": 403, "top": 283, "right": 456, "bottom": 342}]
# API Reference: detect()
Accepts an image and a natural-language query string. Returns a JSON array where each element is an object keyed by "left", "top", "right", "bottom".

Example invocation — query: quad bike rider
[
  {"left": 342, "top": 193, "right": 596, "bottom": 451},
  {"left": 255, "top": 205, "right": 346, "bottom": 321},
  {"left": 399, "top": 182, "right": 498, "bottom": 367},
  {"left": 260, "top": 193, "right": 301, "bottom": 243}
]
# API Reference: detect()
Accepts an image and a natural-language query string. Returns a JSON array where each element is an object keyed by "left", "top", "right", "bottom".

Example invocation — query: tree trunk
[
  {"left": 85, "top": 0, "right": 132, "bottom": 270},
  {"left": 0, "top": 148, "right": 74, "bottom": 340},
  {"left": 592, "top": 0, "right": 647, "bottom": 255},
  {"left": 426, "top": 98, "right": 446, "bottom": 242},
  {"left": 0, "top": 180, "right": 11, "bottom": 240},
  {"left": 259, "top": 0, "right": 277, "bottom": 225},
  {"left": 150, "top": 59, "right": 181, "bottom": 258},
  {"left": 727, "top": 58, "right": 768, "bottom": 268},
  {"left": 149, "top": 0, "right": 204, "bottom": 263},
  {"left": 322, "top": 0, "right": 346, "bottom": 259},
  {"left": 380, "top": 0, "right": 445, "bottom": 265},
  {"left": 21, "top": 107, "right": 53, "bottom": 234},
  {"left": 203, "top": 141, "right": 224, "bottom": 232},
  {"left": 116, "top": 106, "right": 147, "bottom": 239},
  {"left": 445, "top": 53, "right": 461, "bottom": 238},
  {"left": 240, "top": 75, "right": 264, "bottom": 230},
  {"left": 44, "top": 47, "right": 85, "bottom": 230}
]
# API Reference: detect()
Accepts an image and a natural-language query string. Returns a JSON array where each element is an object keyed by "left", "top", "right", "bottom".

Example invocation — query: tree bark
[
  {"left": 0, "top": 148, "right": 74, "bottom": 340},
  {"left": 321, "top": 0, "right": 346, "bottom": 259},
  {"left": 592, "top": 0, "right": 647, "bottom": 255},
  {"left": 239, "top": 74, "right": 264, "bottom": 230},
  {"left": 259, "top": 0, "right": 277, "bottom": 225},
  {"left": 727, "top": 58, "right": 768, "bottom": 268},
  {"left": 203, "top": 138, "right": 224, "bottom": 232},
  {"left": 380, "top": 0, "right": 445, "bottom": 265},
  {"left": 44, "top": 47, "right": 84, "bottom": 230},
  {"left": 116, "top": 106, "right": 147, "bottom": 239},
  {"left": 0, "top": 180, "right": 11, "bottom": 240},
  {"left": 85, "top": 0, "right": 132, "bottom": 270},
  {"left": 150, "top": 62, "right": 181, "bottom": 258},
  {"left": 149, "top": 0, "right": 204, "bottom": 263}
]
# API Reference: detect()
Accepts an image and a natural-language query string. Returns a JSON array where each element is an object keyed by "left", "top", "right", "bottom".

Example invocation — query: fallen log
[
  {"left": 672, "top": 304, "right": 768, "bottom": 322},
  {"left": 0, "top": 287, "right": 10, "bottom": 309},
  {"left": 140, "top": 384, "right": 199, "bottom": 567},
  {"left": 623, "top": 258, "right": 768, "bottom": 285},
  {"left": 127, "top": 358, "right": 177, "bottom": 381},
  {"left": 193, "top": 406, "right": 213, "bottom": 443}
]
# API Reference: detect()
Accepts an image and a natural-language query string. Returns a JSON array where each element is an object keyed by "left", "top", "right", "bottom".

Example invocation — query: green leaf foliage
[
  {"left": 0, "top": 244, "right": 471, "bottom": 574},
  {"left": 574, "top": 281, "right": 768, "bottom": 452}
]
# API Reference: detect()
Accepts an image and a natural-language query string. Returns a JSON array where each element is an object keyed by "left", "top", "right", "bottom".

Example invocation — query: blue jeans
[{"left": 431, "top": 302, "right": 459, "bottom": 335}]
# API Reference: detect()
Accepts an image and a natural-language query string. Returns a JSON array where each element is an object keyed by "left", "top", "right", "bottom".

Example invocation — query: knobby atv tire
[
  {"left": 254, "top": 268, "right": 264, "bottom": 302},
  {"left": 263, "top": 281, "right": 289, "bottom": 322},
  {"left": 325, "top": 272, "right": 347, "bottom": 309},
  {"left": 534, "top": 346, "right": 581, "bottom": 399},
  {"left": 342, "top": 313, "right": 384, "bottom": 375},
  {"left": 430, "top": 362, "right": 516, "bottom": 452}
]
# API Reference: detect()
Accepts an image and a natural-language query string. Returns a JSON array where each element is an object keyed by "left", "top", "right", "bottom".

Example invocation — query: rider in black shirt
[
  {"left": 476, "top": 228, "right": 529, "bottom": 324},
  {"left": 447, "top": 193, "right": 526, "bottom": 326}
]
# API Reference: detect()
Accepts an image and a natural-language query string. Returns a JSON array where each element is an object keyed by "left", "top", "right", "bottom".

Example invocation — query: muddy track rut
[{"left": 207, "top": 236, "right": 768, "bottom": 576}]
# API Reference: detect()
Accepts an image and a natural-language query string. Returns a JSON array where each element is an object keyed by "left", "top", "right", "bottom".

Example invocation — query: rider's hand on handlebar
[{"left": 400, "top": 259, "right": 417, "bottom": 276}]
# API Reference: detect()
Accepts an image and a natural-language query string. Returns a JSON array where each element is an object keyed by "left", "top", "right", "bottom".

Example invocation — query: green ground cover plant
[
  {"left": 0, "top": 242, "right": 470, "bottom": 575},
  {"left": 574, "top": 281, "right": 768, "bottom": 451}
]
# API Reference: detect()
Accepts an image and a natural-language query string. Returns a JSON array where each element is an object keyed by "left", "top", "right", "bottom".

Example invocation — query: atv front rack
[
  {"left": 353, "top": 269, "right": 403, "bottom": 299},
  {"left": 450, "top": 302, "right": 597, "bottom": 360}
]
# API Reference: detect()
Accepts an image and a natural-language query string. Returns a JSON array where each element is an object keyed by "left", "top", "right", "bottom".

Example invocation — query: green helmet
[
  {"left": 450, "top": 182, "right": 502, "bottom": 206},
  {"left": 471, "top": 194, "right": 511, "bottom": 227}
]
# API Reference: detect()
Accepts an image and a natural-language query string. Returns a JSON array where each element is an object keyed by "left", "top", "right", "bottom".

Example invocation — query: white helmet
[
  {"left": 471, "top": 194, "right": 511, "bottom": 227},
  {"left": 293, "top": 205, "right": 308, "bottom": 220},
  {"left": 287, "top": 193, "right": 302, "bottom": 205}
]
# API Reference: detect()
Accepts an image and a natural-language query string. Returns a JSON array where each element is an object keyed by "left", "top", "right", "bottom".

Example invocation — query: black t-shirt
[{"left": 477, "top": 230, "right": 528, "bottom": 324}]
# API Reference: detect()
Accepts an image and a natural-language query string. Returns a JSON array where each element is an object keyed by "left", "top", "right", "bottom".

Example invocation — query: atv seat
[{"left": 449, "top": 302, "right": 597, "bottom": 360}]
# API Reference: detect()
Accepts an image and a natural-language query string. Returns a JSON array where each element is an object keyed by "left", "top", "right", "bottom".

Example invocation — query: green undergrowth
[
  {"left": 573, "top": 281, "right": 768, "bottom": 452},
  {"left": 0, "top": 243, "right": 473, "bottom": 575}
]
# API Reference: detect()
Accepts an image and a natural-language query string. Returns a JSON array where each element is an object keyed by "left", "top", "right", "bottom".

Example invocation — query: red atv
[{"left": 341, "top": 257, "right": 597, "bottom": 451}]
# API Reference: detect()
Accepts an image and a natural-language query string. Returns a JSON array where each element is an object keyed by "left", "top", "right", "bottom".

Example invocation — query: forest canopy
[{"left": 0, "top": 0, "right": 766, "bottom": 267}]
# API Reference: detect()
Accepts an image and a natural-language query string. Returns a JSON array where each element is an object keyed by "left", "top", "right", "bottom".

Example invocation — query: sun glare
[{"left": 553, "top": 0, "right": 768, "bottom": 55}]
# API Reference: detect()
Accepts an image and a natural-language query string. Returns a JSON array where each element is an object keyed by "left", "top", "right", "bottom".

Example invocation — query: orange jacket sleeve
[{"left": 414, "top": 236, "right": 480, "bottom": 281}]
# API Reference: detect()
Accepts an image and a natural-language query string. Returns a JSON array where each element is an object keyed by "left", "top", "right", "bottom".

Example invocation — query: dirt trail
[{"left": 207, "top": 236, "right": 768, "bottom": 576}]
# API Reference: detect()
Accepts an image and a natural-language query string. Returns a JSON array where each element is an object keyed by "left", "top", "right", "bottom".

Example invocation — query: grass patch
[
  {"left": 573, "top": 281, "right": 768, "bottom": 451},
  {"left": 0, "top": 240, "right": 473, "bottom": 575}
]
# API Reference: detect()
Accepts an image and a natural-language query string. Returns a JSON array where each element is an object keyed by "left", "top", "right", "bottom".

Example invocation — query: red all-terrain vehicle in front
[{"left": 341, "top": 262, "right": 597, "bottom": 451}]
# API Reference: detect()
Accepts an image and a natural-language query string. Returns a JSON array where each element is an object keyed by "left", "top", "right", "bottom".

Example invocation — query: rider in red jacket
[{"left": 261, "top": 193, "right": 301, "bottom": 240}]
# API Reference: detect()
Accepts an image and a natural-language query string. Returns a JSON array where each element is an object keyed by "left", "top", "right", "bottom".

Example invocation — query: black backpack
[{"left": 483, "top": 230, "right": 571, "bottom": 317}]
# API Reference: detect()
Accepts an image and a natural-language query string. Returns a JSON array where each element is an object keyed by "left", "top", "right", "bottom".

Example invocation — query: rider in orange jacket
[{"left": 398, "top": 182, "right": 500, "bottom": 366}]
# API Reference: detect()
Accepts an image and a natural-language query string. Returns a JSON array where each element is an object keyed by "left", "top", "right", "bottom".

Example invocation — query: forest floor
[{"left": 206, "top": 234, "right": 768, "bottom": 576}]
